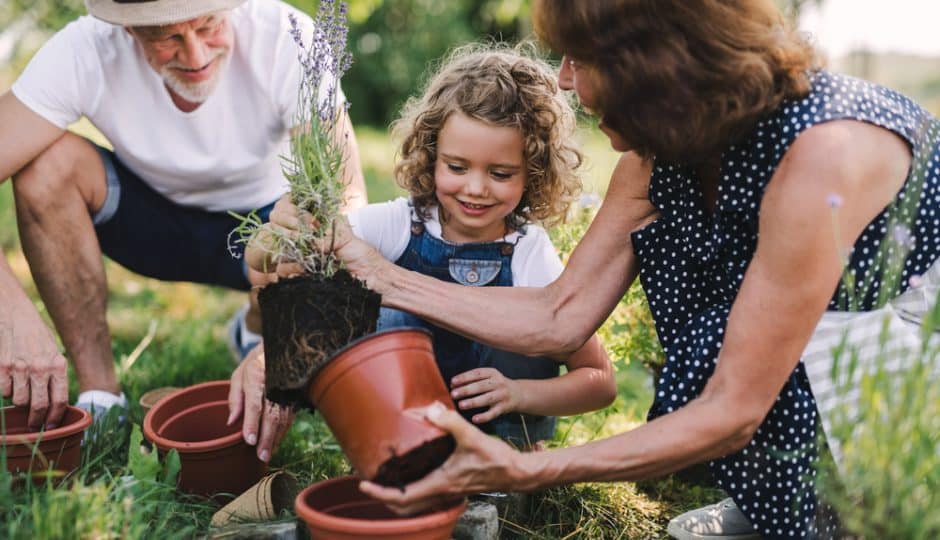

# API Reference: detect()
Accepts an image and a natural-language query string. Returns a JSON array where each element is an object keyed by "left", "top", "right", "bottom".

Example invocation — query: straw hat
[{"left": 85, "top": 0, "right": 246, "bottom": 27}]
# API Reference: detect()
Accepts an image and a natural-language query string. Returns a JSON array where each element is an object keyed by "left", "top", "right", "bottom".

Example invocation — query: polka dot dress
[{"left": 631, "top": 71, "right": 940, "bottom": 539}]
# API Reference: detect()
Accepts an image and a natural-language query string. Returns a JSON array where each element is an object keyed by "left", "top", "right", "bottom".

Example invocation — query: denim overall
[{"left": 377, "top": 219, "right": 559, "bottom": 448}]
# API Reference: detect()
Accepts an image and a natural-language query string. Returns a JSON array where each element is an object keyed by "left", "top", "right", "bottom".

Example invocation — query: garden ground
[{"left": 0, "top": 123, "right": 722, "bottom": 539}]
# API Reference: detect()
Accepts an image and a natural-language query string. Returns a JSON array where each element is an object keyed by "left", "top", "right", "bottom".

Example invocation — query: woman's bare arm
[
  {"left": 338, "top": 152, "right": 659, "bottom": 357},
  {"left": 360, "top": 120, "right": 912, "bottom": 512}
]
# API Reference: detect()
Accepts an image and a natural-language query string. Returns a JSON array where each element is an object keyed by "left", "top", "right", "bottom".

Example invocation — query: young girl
[{"left": 257, "top": 44, "right": 616, "bottom": 448}]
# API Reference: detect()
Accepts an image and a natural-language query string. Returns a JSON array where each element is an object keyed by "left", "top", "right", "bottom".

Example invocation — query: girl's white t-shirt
[
  {"left": 11, "top": 0, "right": 337, "bottom": 212},
  {"left": 347, "top": 197, "right": 564, "bottom": 287}
]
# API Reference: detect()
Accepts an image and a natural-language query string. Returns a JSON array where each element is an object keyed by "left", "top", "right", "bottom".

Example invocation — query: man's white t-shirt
[
  {"left": 347, "top": 197, "right": 564, "bottom": 287},
  {"left": 11, "top": 0, "right": 336, "bottom": 212}
]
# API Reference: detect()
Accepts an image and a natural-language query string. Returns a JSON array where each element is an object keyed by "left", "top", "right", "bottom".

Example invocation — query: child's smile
[{"left": 434, "top": 111, "right": 526, "bottom": 243}]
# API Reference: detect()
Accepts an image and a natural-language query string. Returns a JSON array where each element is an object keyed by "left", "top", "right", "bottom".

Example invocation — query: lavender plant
[
  {"left": 231, "top": 0, "right": 353, "bottom": 277},
  {"left": 814, "top": 128, "right": 940, "bottom": 538}
]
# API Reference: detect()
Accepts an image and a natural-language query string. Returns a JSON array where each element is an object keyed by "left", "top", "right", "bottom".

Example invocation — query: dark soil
[
  {"left": 259, "top": 270, "right": 381, "bottom": 408},
  {"left": 372, "top": 434, "right": 456, "bottom": 488}
]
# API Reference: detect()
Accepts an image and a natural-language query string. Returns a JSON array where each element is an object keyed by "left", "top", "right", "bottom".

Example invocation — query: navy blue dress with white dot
[{"left": 632, "top": 71, "right": 940, "bottom": 539}]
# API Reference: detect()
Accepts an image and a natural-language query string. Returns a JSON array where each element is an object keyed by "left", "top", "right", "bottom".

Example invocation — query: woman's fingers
[
  {"left": 359, "top": 402, "right": 519, "bottom": 514},
  {"left": 358, "top": 450, "right": 462, "bottom": 515}
]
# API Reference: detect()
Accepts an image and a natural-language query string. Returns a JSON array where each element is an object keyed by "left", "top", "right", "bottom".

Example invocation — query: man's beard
[{"left": 159, "top": 47, "right": 229, "bottom": 104}]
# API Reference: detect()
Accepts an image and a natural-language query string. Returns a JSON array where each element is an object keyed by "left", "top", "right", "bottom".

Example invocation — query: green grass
[{"left": 0, "top": 123, "right": 719, "bottom": 539}]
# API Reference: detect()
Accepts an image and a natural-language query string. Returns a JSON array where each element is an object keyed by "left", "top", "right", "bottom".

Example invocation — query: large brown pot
[
  {"left": 143, "top": 380, "right": 267, "bottom": 497},
  {"left": 295, "top": 475, "right": 466, "bottom": 540},
  {"left": 1, "top": 405, "right": 91, "bottom": 483},
  {"left": 308, "top": 328, "right": 456, "bottom": 486}
]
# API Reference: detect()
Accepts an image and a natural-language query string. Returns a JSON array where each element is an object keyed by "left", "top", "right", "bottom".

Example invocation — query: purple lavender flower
[
  {"left": 891, "top": 224, "right": 915, "bottom": 249},
  {"left": 291, "top": 0, "right": 354, "bottom": 129},
  {"left": 827, "top": 192, "right": 844, "bottom": 209}
]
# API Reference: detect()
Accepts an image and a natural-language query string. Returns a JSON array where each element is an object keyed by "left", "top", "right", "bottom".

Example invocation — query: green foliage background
[
  {"left": 0, "top": 0, "right": 533, "bottom": 128},
  {"left": 2, "top": 1, "right": 938, "bottom": 537}
]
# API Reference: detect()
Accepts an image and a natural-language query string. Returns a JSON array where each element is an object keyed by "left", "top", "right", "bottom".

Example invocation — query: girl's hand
[
  {"left": 450, "top": 368, "right": 521, "bottom": 424},
  {"left": 358, "top": 402, "right": 529, "bottom": 515},
  {"left": 246, "top": 194, "right": 389, "bottom": 286}
]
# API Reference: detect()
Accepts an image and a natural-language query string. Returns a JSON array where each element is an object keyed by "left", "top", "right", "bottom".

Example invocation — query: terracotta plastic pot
[
  {"left": 295, "top": 475, "right": 466, "bottom": 540},
  {"left": 1, "top": 405, "right": 91, "bottom": 483},
  {"left": 138, "top": 386, "right": 180, "bottom": 415},
  {"left": 308, "top": 328, "right": 456, "bottom": 486},
  {"left": 143, "top": 380, "right": 267, "bottom": 498}
]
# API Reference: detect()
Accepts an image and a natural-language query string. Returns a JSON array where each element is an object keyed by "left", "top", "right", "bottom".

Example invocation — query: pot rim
[
  {"left": 328, "top": 326, "right": 432, "bottom": 361},
  {"left": 143, "top": 380, "right": 243, "bottom": 453},
  {"left": 0, "top": 405, "right": 92, "bottom": 445},
  {"left": 294, "top": 476, "right": 467, "bottom": 534},
  {"left": 308, "top": 326, "right": 434, "bottom": 406}
]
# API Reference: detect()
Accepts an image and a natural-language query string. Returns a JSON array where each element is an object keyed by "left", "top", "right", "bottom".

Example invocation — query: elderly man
[{"left": 0, "top": 0, "right": 365, "bottom": 462}]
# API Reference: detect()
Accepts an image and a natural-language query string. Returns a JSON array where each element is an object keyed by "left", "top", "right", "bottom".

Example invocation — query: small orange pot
[
  {"left": 1, "top": 405, "right": 91, "bottom": 483},
  {"left": 139, "top": 386, "right": 180, "bottom": 415},
  {"left": 308, "top": 328, "right": 456, "bottom": 486},
  {"left": 295, "top": 475, "right": 466, "bottom": 540},
  {"left": 143, "top": 380, "right": 267, "bottom": 498}
]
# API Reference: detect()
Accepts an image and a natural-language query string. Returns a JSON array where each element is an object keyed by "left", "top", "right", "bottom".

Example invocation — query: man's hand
[
  {"left": 358, "top": 402, "right": 526, "bottom": 515},
  {"left": 227, "top": 343, "right": 294, "bottom": 462},
  {"left": 0, "top": 306, "right": 68, "bottom": 430},
  {"left": 449, "top": 368, "right": 521, "bottom": 425}
]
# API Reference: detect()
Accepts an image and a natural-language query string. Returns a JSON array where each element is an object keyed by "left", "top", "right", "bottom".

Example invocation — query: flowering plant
[{"left": 231, "top": 0, "right": 353, "bottom": 277}]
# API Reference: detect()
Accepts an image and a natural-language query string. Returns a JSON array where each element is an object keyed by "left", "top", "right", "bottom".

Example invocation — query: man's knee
[{"left": 12, "top": 133, "right": 106, "bottom": 214}]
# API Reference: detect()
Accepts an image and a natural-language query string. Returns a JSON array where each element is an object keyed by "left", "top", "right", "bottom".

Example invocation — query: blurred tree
[
  {"left": 286, "top": 0, "right": 532, "bottom": 126},
  {"left": 776, "top": 0, "right": 824, "bottom": 20},
  {"left": 2, "top": 0, "right": 532, "bottom": 127},
  {"left": 0, "top": 0, "right": 85, "bottom": 31}
]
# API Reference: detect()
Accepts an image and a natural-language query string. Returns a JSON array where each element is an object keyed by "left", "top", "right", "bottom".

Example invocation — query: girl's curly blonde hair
[{"left": 391, "top": 43, "right": 582, "bottom": 229}]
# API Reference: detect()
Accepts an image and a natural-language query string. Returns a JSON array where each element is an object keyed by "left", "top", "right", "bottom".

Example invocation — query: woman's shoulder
[
  {"left": 709, "top": 70, "right": 936, "bottom": 212},
  {"left": 767, "top": 70, "right": 934, "bottom": 149}
]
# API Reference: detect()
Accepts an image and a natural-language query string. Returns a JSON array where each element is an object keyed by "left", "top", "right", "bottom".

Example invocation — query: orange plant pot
[
  {"left": 143, "top": 380, "right": 267, "bottom": 498},
  {"left": 1, "top": 405, "right": 91, "bottom": 483},
  {"left": 308, "top": 328, "right": 456, "bottom": 486},
  {"left": 295, "top": 475, "right": 466, "bottom": 540}
]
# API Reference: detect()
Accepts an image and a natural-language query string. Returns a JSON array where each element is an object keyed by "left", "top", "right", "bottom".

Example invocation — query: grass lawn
[{"left": 0, "top": 122, "right": 721, "bottom": 539}]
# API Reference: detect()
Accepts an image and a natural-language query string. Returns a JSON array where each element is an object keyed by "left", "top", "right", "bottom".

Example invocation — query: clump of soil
[
  {"left": 259, "top": 270, "right": 381, "bottom": 408},
  {"left": 372, "top": 435, "right": 456, "bottom": 488}
]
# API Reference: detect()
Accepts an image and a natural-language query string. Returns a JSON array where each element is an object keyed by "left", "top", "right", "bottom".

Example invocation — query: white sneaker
[
  {"left": 667, "top": 498, "right": 761, "bottom": 539},
  {"left": 75, "top": 390, "right": 127, "bottom": 425},
  {"left": 225, "top": 304, "right": 262, "bottom": 364}
]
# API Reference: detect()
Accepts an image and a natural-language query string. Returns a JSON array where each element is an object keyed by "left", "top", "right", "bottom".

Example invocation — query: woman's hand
[
  {"left": 245, "top": 194, "right": 389, "bottom": 287},
  {"left": 358, "top": 401, "right": 529, "bottom": 515},
  {"left": 227, "top": 343, "right": 294, "bottom": 462},
  {"left": 449, "top": 368, "right": 521, "bottom": 424}
]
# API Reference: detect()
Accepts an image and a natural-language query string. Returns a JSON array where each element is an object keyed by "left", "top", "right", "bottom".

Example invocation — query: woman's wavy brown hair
[
  {"left": 392, "top": 43, "right": 582, "bottom": 229},
  {"left": 533, "top": 0, "right": 819, "bottom": 164}
]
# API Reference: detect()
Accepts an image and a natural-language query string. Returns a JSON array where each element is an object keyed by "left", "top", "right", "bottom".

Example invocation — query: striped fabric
[{"left": 802, "top": 259, "right": 940, "bottom": 466}]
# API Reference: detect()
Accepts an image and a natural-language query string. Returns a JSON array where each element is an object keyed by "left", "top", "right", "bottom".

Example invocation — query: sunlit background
[{"left": 0, "top": 4, "right": 936, "bottom": 537}]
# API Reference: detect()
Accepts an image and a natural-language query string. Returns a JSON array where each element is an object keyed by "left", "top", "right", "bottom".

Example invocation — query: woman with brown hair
[{"left": 257, "top": 1, "right": 940, "bottom": 538}]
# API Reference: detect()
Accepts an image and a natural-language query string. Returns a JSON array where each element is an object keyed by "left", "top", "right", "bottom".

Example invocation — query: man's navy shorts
[{"left": 90, "top": 142, "right": 276, "bottom": 291}]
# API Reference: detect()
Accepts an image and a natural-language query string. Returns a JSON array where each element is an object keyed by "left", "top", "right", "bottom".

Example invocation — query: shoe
[
  {"left": 75, "top": 389, "right": 127, "bottom": 425},
  {"left": 667, "top": 498, "right": 761, "bottom": 539},
  {"left": 226, "top": 304, "right": 261, "bottom": 364}
]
